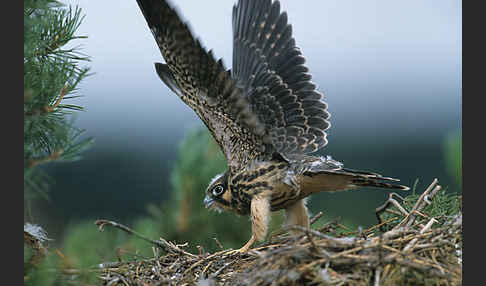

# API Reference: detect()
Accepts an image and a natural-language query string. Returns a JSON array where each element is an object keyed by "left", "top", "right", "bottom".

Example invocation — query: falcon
[{"left": 136, "top": 0, "right": 409, "bottom": 253}]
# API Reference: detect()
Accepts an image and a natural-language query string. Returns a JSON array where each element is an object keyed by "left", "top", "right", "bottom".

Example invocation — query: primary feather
[
  {"left": 136, "top": 0, "right": 273, "bottom": 172},
  {"left": 232, "top": 0, "right": 331, "bottom": 154}
]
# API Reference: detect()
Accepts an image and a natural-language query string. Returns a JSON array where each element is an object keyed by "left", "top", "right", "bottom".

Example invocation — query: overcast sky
[{"left": 60, "top": 0, "right": 461, "bottom": 148}]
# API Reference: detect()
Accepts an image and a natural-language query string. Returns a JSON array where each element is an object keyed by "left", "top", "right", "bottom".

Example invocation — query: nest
[{"left": 32, "top": 179, "right": 462, "bottom": 285}]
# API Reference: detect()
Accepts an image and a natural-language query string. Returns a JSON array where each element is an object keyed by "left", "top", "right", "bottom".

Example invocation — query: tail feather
[
  {"left": 349, "top": 177, "right": 410, "bottom": 191},
  {"left": 300, "top": 168, "right": 410, "bottom": 195},
  {"left": 340, "top": 168, "right": 398, "bottom": 181},
  {"left": 338, "top": 168, "right": 410, "bottom": 191}
]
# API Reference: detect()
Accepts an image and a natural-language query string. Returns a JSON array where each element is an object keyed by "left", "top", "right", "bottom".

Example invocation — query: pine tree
[
  {"left": 24, "top": 0, "right": 92, "bottom": 209},
  {"left": 24, "top": 1, "right": 92, "bottom": 282}
]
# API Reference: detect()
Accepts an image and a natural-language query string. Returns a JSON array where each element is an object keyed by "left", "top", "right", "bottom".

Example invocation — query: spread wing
[
  {"left": 136, "top": 0, "right": 273, "bottom": 171},
  {"left": 232, "top": 0, "right": 331, "bottom": 155},
  {"left": 136, "top": 0, "right": 330, "bottom": 172}
]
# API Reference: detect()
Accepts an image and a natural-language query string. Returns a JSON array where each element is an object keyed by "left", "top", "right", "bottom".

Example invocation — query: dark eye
[{"left": 212, "top": 185, "right": 224, "bottom": 196}]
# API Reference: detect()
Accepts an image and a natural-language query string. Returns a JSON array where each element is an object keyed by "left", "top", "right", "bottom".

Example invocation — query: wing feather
[
  {"left": 136, "top": 0, "right": 272, "bottom": 171},
  {"left": 233, "top": 0, "right": 331, "bottom": 155}
]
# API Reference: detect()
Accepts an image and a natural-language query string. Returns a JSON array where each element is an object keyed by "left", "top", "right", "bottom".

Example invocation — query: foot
[
  {"left": 224, "top": 234, "right": 256, "bottom": 255},
  {"left": 223, "top": 248, "right": 247, "bottom": 256}
]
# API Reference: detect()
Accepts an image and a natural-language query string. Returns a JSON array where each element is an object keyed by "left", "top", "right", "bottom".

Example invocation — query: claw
[
  {"left": 224, "top": 234, "right": 256, "bottom": 255},
  {"left": 223, "top": 249, "right": 245, "bottom": 256}
]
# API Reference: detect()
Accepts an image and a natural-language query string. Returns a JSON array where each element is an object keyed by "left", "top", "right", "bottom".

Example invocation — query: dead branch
[{"left": 95, "top": 219, "right": 197, "bottom": 258}]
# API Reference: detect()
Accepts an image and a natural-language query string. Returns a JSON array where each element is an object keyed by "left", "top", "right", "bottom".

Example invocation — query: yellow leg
[
  {"left": 223, "top": 234, "right": 256, "bottom": 255},
  {"left": 226, "top": 195, "right": 270, "bottom": 255},
  {"left": 237, "top": 234, "right": 256, "bottom": 253},
  {"left": 285, "top": 199, "right": 310, "bottom": 234}
]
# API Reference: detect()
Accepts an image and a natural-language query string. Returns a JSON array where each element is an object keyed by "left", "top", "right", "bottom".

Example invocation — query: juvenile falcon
[{"left": 136, "top": 0, "right": 409, "bottom": 253}]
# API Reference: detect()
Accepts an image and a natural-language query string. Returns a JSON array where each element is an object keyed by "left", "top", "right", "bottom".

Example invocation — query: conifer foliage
[{"left": 24, "top": 0, "right": 92, "bottom": 202}]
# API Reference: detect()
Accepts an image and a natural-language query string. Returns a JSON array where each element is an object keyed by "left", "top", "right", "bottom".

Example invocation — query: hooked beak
[{"left": 203, "top": 195, "right": 214, "bottom": 208}]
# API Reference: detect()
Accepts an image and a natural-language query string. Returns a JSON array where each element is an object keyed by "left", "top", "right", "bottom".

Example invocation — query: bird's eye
[{"left": 212, "top": 185, "right": 224, "bottom": 196}]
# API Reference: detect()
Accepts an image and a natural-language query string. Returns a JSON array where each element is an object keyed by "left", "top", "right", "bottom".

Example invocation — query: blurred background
[{"left": 27, "top": 0, "right": 461, "bottom": 258}]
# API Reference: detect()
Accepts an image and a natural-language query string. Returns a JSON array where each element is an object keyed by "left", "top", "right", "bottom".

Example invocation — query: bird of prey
[{"left": 136, "top": 0, "right": 409, "bottom": 253}]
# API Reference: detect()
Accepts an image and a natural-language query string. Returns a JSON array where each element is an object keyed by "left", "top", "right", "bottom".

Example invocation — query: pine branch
[{"left": 24, "top": 0, "right": 92, "bottom": 199}]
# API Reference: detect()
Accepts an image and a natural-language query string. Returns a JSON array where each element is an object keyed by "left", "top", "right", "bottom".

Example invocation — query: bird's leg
[
  {"left": 285, "top": 198, "right": 310, "bottom": 234},
  {"left": 227, "top": 195, "right": 270, "bottom": 254},
  {"left": 237, "top": 234, "right": 257, "bottom": 253}
]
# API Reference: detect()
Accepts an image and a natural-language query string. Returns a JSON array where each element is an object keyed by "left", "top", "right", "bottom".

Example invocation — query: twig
[
  {"left": 382, "top": 208, "right": 403, "bottom": 217},
  {"left": 210, "top": 260, "right": 236, "bottom": 278},
  {"left": 364, "top": 217, "right": 399, "bottom": 235},
  {"left": 95, "top": 219, "right": 197, "bottom": 258},
  {"left": 404, "top": 185, "right": 442, "bottom": 227},
  {"left": 374, "top": 267, "right": 381, "bottom": 286},
  {"left": 396, "top": 179, "right": 440, "bottom": 229},
  {"left": 197, "top": 245, "right": 205, "bottom": 256},
  {"left": 305, "top": 230, "right": 324, "bottom": 257},
  {"left": 97, "top": 262, "right": 123, "bottom": 269},
  {"left": 375, "top": 193, "right": 409, "bottom": 230},
  {"left": 183, "top": 249, "right": 229, "bottom": 275},
  {"left": 105, "top": 276, "right": 120, "bottom": 286},
  {"left": 152, "top": 246, "right": 159, "bottom": 259},
  {"left": 403, "top": 218, "right": 438, "bottom": 252},
  {"left": 44, "top": 85, "right": 68, "bottom": 113},
  {"left": 201, "top": 261, "right": 214, "bottom": 278},
  {"left": 284, "top": 225, "right": 357, "bottom": 247},
  {"left": 27, "top": 149, "right": 64, "bottom": 168},
  {"left": 310, "top": 211, "right": 324, "bottom": 225},
  {"left": 213, "top": 237, "right": 224, "bottom": 250},
  {"left": 317, "top": 217, "right": 341, "bottom": 232}
]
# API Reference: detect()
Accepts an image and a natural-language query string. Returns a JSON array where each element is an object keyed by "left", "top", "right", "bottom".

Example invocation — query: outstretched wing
[
  {"left": 232, "top": 0, "right": 331, "bottom": 155},
  {"left": 136, "top": 0, "right": 273, "bottom": 171}
]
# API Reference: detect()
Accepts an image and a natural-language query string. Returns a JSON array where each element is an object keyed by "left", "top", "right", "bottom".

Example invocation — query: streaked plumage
[{"left": 136, "top": 0, "right": 409, "bottom": 252}]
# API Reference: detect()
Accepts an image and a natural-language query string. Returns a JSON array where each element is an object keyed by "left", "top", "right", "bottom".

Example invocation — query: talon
[
  {"left": 236, "top": 245, "right": 251, "bottom": 253},
  {"left": 224, "top": 247, "right": 249, "bottom": 256},
  {"left": 223, "top": 249, "right": 243, "bottom": 256},
  {"left": 224, "top": 234, "right": 256, "bottom": 255}
]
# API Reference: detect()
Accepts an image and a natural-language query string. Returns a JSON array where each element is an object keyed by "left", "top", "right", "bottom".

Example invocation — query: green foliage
[
  {"left": 24, "top": 250, "right": 59, "bottom": 286},
  {"left": 444, "top": 130, "right": 462, "bottom": 189},
  {"left": 376, "top": 181, "right": 461, "bottom": 233},
  {"left": 24, "top": 0, "right": 92, "bottom": 204},
  {"left": 61, "top": 221, "right": 123, "bottom": 267},
  {"left": 24, "top": 244, "right": 99, "bottom": 286},
  {"left": 24, "top": 1, "right": 93, "bottom": 284},
  {"left": 405, "top": 190, "right": 460, "bottom": 223},
  {"left": 25, "top": 220, "right": 149, "bottom": 285}
]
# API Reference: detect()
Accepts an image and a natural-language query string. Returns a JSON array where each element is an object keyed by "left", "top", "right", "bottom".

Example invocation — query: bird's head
[{"left": 204, "top": 171, "right": 233, "bottom": 213}]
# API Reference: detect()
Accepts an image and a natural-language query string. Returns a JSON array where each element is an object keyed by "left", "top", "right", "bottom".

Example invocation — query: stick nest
[{"left": 90, "top": 179, "right": 462, "bottom": 285}]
